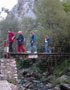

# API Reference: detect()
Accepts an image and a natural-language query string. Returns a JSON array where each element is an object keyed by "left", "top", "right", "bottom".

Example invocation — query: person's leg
[
  {"left": 33, "top": 43, "right": 37, "bottom": 53},
  {"left": 47, "top": 47, "right": 51, "bottom": 53},
  {"left": 9, "top": 42, "right": 13, "bottom": 52},
  {"left": 20, "top": 44, "right": 26, "bottom": 52},
  {"left": 28, "top": 43, "right": 32, "bottom": 52},
  {"left": 9, "top": 42, "right": 11, "bottom": 52},
  {"left": 45, "top": 42, "right": 48, "bottom": 53},
  {"left": 17, "top": 45, "right": 20, "bottom": 52}
]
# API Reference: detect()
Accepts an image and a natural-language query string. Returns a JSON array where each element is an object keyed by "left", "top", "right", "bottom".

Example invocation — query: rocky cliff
[{"left": 10, "top": 0, "right": 38, "bottom": 20}]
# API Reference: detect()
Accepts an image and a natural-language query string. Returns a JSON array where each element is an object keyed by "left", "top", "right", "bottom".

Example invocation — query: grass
[
  {"left": 7, "top": 78, "right": 18, "bottom": 85},
  {"left": 53, "top": 58, "right": 70, "bottom": 76},
  {"left": 18, "top": 74, "right": 23, "bottom": 79},
  {"left": 51, "top": 76, "right": 60, "bottom": 87},
  {"left": 52, "top": 58, "right": 70, "bottom": 86},
  {"left": 64, "top": 76, "right": 70, "bottom": 84}
]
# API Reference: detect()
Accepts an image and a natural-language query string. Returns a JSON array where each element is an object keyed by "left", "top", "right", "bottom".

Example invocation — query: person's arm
[
  {"left": 8, "top": 34, "right": 12, "bottom": 42},
  {"left": 22, "top": 35, "right": 24, "bottom": 41},
  {"left": 20, "top": 35, "right": 24, "bottom": 43},
  {"left": 45, "top": 38, "right": 48, "bottom": 43},
  {"left": 33, "top": 34, "right": 36, "bottom": 42},
  {"left": 11, "top": 32, "right": 15, "bottom": 40},
  {"left": 16, "top": 36, "right": 19, "bottom": 40},
  {"left": 12, "top": 32, "right": 15, "bottom": 36},
  {"left": 12, "top": 36, "right": 15, "bottom": 40},
  {"left": 31, "top": 34, "right": 34, "bottom": 43}
]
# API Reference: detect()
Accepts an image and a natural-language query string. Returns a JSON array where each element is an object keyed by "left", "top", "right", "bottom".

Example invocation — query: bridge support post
[
  {"left": 6, "top": 42, "right": 9, "bottom": 59},
  {"left": 4, "top": 40, "right": 9, "bottom": 59},
  {"left": 0, "top": 58, "right": 18, "bottom": 82},
  {"left": 47, "top": 57, "right": 53, "bottom": 74}
]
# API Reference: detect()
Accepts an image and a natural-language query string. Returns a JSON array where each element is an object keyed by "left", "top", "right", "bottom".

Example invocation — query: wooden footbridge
[
  {"left": 4, "top": 40, "right": 70, "bottom": 58},
  {"left": 2, "top": 40, "right": 70, "bottom": 84}
]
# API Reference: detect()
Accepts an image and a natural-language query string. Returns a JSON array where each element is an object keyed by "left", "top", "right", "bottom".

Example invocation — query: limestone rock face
[{"left": 10, "top": 0, "right": 38, "bottom": 20}]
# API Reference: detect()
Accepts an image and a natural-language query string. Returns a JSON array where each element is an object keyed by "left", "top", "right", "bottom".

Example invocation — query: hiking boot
[
  {"left": 27, "top": 51, "right": 31, "bottom": 53},
  {"left": 34, "top": 51, "right": 37, "bottom": 54}
]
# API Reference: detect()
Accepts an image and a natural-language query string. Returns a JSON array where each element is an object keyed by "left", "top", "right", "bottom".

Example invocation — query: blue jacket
[
  {"left": 30, "top": 33, "right": 36, "bottom": 43},
  {"left": 16, "top": 34, "right": 24, "bottom": 45}
]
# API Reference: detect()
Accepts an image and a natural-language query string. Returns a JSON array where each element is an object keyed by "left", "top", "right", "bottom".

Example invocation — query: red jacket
[{"left": 8, "top": 32, "right": 15, "bottom": 42}]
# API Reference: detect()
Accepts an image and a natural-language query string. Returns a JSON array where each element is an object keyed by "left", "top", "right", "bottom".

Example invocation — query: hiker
[
  {"left": 27, "top": 31, "right": 37, "bottom": 53},
  {"left": 8, "top": 30, "right": 15, "bottom": 52},
  {"left": 16, "top": 31, "right": 26, "bottom": 53},
  {"left": 45, "top": 35, "right": 51, "bottom": 53}
]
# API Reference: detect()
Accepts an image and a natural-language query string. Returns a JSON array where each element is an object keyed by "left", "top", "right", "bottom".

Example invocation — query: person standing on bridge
[
  {"left": 8, "top": 30, "right": 15, "bottom": 52},
  {"left": 45, "top": 35, "right": 51, "bottom": 53},
  {"left": 27, "top": 31, "right": 37, "bottom": 53},
  {"left": 16, "top": 31, "right": 26, "bottom": 53}
]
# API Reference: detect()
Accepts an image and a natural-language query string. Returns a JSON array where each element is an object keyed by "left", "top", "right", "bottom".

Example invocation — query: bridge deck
[
  {"left": 9, "top": 52, "right": 70, "bottom": 55},
  {"left": 9, "top": 53, "right": 70, "bottom": 58}
]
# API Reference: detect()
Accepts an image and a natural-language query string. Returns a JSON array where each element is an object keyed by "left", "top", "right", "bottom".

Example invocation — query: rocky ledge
[
  {"left": 0, "top": 80, "right": 19, "bottom": 90},
  {"left": 9, "top": 0, "right": 38, "bottom": 20}
]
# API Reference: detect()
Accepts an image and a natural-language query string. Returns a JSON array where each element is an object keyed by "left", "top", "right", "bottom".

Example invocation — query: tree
[
  {"left": 35, "top": 0, "right": 70, "bottom": 53},
  {"left": 35, "top": 0, "right": 66, "bottom": 29},
  {"left": 62, "top": 2, "right": 70, "bottom": 12}
]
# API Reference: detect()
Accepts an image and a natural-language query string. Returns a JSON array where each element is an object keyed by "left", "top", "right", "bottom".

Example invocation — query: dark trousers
[{"left": 9, "top": 42, "right": 13, "bottom": 52}]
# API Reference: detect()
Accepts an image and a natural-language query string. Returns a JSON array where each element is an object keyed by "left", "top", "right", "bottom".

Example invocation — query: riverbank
[
  {"left": 18, "top": 68, "right": 70, "bottom": 90},
  {"left": 0, "top": 80, "right": 19, "bottom": 90},
  {"left": 16, "top": 58, "right": 70, "bottom": 90}
]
